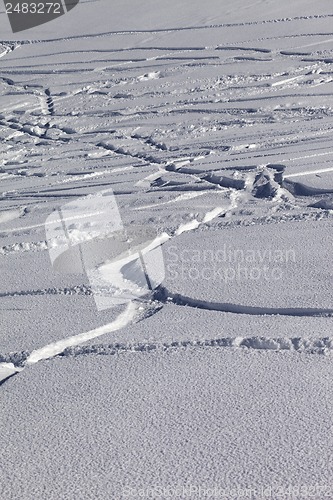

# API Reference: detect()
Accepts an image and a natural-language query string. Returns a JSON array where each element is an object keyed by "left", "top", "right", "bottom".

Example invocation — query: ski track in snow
[
  {"left": 153, "top": 286, "right": 333, "bottom": 318},
  {"left": 43, "top": 335, "right": 333, "bottom": 356},
  {"left": 26, "top": 301, "right": 138, "bottom": 365},
  {"left": 1, "top": 335, "right": 333, "bottom": 386},
  {"left": 0, "top": 201, "right": 228, "bottom": 383},
  {"left": 0, "top": 301, "right": 139, "bottom": 384}
]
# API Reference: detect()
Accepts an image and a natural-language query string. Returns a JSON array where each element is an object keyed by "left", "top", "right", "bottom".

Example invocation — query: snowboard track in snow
[{"left": 153, "top": 286, "right": 333, "bottom": 318}]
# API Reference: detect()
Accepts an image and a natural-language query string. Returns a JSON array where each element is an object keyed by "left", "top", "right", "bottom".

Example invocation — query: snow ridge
[
  {"left": 1, "top": 336, "right": 332, "bottom": 375},
  {"left": 57, "top": 336, "right": 333, "bottom": 356}
]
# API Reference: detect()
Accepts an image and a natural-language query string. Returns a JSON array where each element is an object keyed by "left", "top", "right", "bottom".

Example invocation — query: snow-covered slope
[{"left": 1, "top": 0, "right": 333, "bottom": 498}]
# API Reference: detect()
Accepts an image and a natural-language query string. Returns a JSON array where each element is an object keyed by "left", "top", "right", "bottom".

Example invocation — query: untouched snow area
[
  {"left": 2, "top": 350, "right": 333, "bottom": 499},
  {"left": 1, "top": 0, "right": 333, "bottom": 498}
]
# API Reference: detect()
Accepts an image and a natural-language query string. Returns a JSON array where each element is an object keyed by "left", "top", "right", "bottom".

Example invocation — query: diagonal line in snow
[
  {"left": 285, "top": 165, "right": 333, "bottom": 178},
  {"left": 0, "top": 363, "right": 23, "bottom": 385},
  {"left": 175, "top": 204, "right": 230, "bottom": 236},
  {"left": 134, "top": 190, "right": 210, "bottom": 210},
  {"left": 271, "top": 75, "right": 303, "bottom": 87},
  {"left": 26, "top": 301, "right": 138, "bottom": 365}
]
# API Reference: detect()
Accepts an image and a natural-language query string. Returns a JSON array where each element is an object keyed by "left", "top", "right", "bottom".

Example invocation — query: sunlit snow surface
[{"left": 1, "top": 0, "right": 333, "bottom": 498}]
